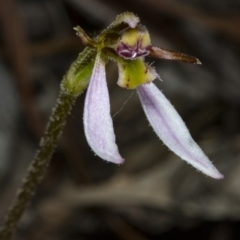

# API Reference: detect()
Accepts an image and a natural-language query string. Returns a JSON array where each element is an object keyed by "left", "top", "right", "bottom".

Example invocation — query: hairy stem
[
  {"left": 0, "top": 46, "right": 96, "bottom": 239},
  {"left": 0, "top": 91, "right": 76, "bottom": 239}
]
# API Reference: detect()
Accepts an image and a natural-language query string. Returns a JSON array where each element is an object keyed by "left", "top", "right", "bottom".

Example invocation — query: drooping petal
[
  {"left": 83, "top": 54, "right": 124, "bottom": 164},
  {"left": 137, "top": 82, "right": 223, "bottom": 179}
]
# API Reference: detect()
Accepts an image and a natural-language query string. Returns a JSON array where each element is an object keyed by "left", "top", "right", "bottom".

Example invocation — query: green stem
[
  {"left": 0, "top": 91, "right": 76, "bottom": 239},
  {"left": 0, "top": 47, "right": 96, "bottom": 240}
]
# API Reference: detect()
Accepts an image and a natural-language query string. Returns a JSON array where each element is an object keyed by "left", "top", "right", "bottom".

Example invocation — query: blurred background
[{"left": 0, "top": 0, "right": 240, "bottom": 239}]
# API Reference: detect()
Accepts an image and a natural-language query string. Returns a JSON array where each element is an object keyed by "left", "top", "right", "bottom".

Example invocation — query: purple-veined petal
[
  {"left": 115, "top": 25, "right": 151, "bottom": 60},
  {"left": 83, "top": 54, "right": 124, "bottom": 164},
  {"left": 137, "top": 82, "right": 223, "bottom": 179}
]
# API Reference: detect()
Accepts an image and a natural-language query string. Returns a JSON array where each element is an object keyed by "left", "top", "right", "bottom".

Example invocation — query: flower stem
[
  {"left": 0, "top": 91, "right": 76, "bottom": 239},
  {"left": 0, "top": 46, "right": 96, "bottom": 239}
]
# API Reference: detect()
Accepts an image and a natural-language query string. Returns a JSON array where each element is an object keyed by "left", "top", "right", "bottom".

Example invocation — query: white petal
[
  {"left": 137, "top": 82, "right": 223, "bottom": 179},
  {"left": 83, "top": 54, "right": 124, "bottom": 164}
]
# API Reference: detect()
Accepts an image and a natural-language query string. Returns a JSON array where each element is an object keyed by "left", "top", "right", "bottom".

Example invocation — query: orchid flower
[
  {"left": 71, "top": 12, "right": 223, "bottom": 179},
  {"left": 0, "top": 12, "right": 225, "bottom": 240}
]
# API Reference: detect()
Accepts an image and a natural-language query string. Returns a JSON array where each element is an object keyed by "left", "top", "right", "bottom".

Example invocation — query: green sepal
[
  {"left": 117, "top": 58, "right": 158, "bottom": 89},
  {"left": 61, "top": 47, "right": 97, "bottom": 96},
  {"left": 98, "top": 12, "right": 140, "bottom": 48}
]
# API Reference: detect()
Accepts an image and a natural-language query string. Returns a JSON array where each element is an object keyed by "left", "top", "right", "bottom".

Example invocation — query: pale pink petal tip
[
  {"left": 83, "top": 54, "right": 124, "bottom": 164},
  {"left": 123, "top": 17, "right": 139, "bottom": 28},
  {"left": 137, "top": 82, "right": 223, "bottom": 179},
  {"left": 214, "top": 172, "right": 224, "bottom": 179},
  {"left": 116, "top": 13, "right": 139, "bottom": 28}
]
